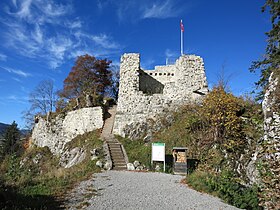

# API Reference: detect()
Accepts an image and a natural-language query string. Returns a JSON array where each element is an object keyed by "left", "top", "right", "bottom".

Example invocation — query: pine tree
[
  {"left": 3, "top": 121, "right": 20, "bottom": 155},
  {"left": 250, "top": 0, "right": 280, "bottom": 99}
]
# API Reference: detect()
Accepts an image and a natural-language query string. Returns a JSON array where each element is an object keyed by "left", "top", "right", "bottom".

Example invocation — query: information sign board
[{"left": 151, "top": 143, "right": 165, "bottom": 171}]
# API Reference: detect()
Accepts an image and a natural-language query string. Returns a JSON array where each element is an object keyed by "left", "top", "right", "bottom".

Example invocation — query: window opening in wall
[
  {"left": 164, "top": 73, "right": 166, "bottom": 75},
  {"left": 150, "top": 73, "right": 153, "bottom": 75},
  {"left": 167, "top": 73, "right": 170, "bottom": 76},
  {"left": 159, "top": 73, "right": 162, "bottom": 76},
  {"left": 155, "top": 73, "right": 157, "bottom": 76},
  {"left": 171, "top": 73, "right": 174, "bottom": 76}
]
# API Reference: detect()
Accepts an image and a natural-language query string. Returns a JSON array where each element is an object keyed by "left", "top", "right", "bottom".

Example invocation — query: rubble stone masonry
[{"left": 113, "top": 53, "right": 208, "bottom": 137}]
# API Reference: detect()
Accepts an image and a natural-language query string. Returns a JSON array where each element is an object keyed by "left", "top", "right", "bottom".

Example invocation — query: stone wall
[
  {"left": 113, "top": 53, "right": 208, "bottom": 138},
  {"left": 31, "top": 107, "right": 103, "bottom": 155}
]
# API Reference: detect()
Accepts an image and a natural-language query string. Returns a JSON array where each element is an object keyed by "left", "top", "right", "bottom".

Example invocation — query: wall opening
[{"left": 138, "top": 70, "right": 164, "bottom": 94}]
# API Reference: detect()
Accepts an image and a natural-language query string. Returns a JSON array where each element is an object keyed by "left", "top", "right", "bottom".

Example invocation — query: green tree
[
  {"left": 250, "top": 1, "right": 280, "bottom": 209},
  {"left": 250, "top": 0, "right": 280, "bottom": 99},
  {"left": 2, "top": 121, "right": 20, "bottom": 155}
]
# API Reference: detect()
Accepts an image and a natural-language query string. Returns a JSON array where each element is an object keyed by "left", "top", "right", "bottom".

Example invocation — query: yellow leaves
[{"left": 201, "top": 85, "right": 242, "bottom": 142}]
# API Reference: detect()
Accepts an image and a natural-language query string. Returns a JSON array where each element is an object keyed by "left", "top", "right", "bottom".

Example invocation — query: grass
[
  {"left": 116, "top": 136, "right": 151, "bottom": 168},
  {"left": 0, "top": 130, "right": 103, "bottom": 209},
  {"left": 186, "top": 169, "right": 261, "bottom": 210}
]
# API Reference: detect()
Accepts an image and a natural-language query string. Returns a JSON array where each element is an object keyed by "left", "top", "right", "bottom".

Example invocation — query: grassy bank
[{"left": 0, "top": 130, "right": 103, "bottom": 209}]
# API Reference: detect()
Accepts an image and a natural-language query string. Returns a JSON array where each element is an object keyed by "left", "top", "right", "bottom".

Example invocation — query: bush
[{"left": 186, "top": 170, "right": 261, "bottom": 210}]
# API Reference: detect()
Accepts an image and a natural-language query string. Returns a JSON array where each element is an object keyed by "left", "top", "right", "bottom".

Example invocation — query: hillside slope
[{"left": 119, "top": 86, "right": 263, "bottom": 209}]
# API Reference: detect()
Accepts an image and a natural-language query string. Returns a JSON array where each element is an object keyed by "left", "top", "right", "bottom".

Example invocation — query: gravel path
[{"left": 65, "top": 171, "right": 240, "bottom": 210}]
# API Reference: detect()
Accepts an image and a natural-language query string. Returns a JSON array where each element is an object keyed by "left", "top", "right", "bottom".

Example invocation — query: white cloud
[
  {"left": 32, "top": 24, "right": 43, "bottom": 44},
  {"left": 165, "top": 49, "right": 177, "bottom": 58},
  {"left": 0, "top": 53, "right": 7, "bottom": 61},
  {"left": 91, "top": 34, "right": 120, "bottom": 49},
  {"left": 5, "top": 95, "right": 28, "bottom": 104},
  {"left": 2, "top": 0, "right": 122, "bottom": 69},
  {"left": 12, "top": 0, "right": 18, "bottom": 8},
  {"left": 47, "top": 36, "right": 73, "bottom": 68},
  {"left": 12, "top": 77, "right": 21, "bottom": 82},
  {"left": 1, "top": 66, "right": 31, "bottom": 77},
  {"left": 66, "top": 19, "right": 82, "bottom": 29},
  {"left": 16, "top": 0, "right": 33, "bottom": 19},
  {"left": 8, "top": 0, "right": 72, "bottom": 24},
  {"left": 142, "top": 0, "right": 180, "bottom": 19},
  {"left": 113, "top": 0, "right": 185, "bottom": 21}
]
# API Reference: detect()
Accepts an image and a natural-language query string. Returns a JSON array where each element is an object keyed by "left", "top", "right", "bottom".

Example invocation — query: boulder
[
  {"left": 127, "top": 163, "right": 135, "bottom": 171},
  {"left": 96, "top": 160, "right": 103, "bottom": 168},
  {"left": 136, "top": 166, "right": 144, "bottom": 171},
  {"left": 103, "top": 161, "right": 112, "bottom": 170},
  {"left": 133, "top": 160, "right": 140, "bottom": 168},
  {"left": 60, "top": 147, "right": 86, "bottom": 168},
  {"left": 90, "top": 148, "right": 100, "bottom": 160},
  {"left": 155, "top": 164, "right": 161, "bottom": 171}
]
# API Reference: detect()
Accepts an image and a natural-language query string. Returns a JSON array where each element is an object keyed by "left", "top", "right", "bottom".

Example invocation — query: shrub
[{"left": 186, "top": 170, "right": 261, "bottom": 209}]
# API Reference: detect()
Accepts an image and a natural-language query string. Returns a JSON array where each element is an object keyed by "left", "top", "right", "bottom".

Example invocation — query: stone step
[
  {"left": 109, "top": 149, "right": 123, "bottom": 152},
  {"left": 110, "top": 150, "right": 122, "bottom": 154},
  {"left": 110, "top": 150, "right": 123, "bottom": 156},
  {"left": 111, "top": 155, "right": 125, "bottom": 159},
  {"left": 113, "top": 160, "right": 126, "bottom": 164},
  {"left": 110, "top": 151, "right": 122, "bottom": 154},
  {"left": 111, "top": 152, "right": 124, "bottom": 156},
  {"left": 109, "top": 144, "right": 120, "bottom": 147},
  {"left": 110, "top": 150, "right": 123, "bottom": 153},
  {"left": 113, "top": 162, "right": 126, "bottom": 166},
  {"left": 112, "top": 156, "right": 125, "bottom": 160},
  {"left": 109, "top": 145, "right": 122, "bottom": 150},
  {"left": 107, "top": 142, "right": 120, "bottom": 145}
]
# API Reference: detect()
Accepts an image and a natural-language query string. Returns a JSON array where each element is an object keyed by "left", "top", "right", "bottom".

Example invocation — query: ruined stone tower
[{"left": 113, "top": 53, "right": 208, "bottom": 137}]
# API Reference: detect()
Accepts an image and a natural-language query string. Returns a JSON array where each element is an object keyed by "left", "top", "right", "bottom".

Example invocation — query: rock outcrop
[
  {"left": 259, "top": 73, "right": 280, "bottom": 209},
  {"left": 31, "top": 107, "right": 103, "bottom": 155}
]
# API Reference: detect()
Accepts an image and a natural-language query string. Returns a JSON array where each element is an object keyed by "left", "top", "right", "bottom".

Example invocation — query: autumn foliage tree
[
  {"left": 201, "top": 85, "right": 243, "bottom": 150},
  {"left": 59, "top": 54, "right": 112, "bottom": 101}
]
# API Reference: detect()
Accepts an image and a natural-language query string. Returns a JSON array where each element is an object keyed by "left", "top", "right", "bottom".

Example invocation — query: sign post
[{"left": 151, "top": 142, "right": 165, "bottom": 172}]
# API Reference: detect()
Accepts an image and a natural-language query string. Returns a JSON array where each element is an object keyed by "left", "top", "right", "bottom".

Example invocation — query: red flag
[{"left": 180, "top": 20, "right": 184, "bottom": 32}]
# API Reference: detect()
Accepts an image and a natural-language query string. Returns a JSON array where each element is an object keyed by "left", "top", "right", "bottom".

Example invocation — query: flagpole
[{"left": 180, "top": 19, "right": 183, "bottom": 56}]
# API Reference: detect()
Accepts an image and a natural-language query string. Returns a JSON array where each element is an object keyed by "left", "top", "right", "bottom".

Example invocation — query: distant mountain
[
  {"left": 0, "top": 122, "right": 10, "bottom": 137},
  {"left": 0, "top": 122, "right": 30, "bottom": 137}
]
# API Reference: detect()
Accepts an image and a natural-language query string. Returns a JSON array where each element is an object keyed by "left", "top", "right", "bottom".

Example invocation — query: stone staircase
[
  {"left": 107, "top": 140, "right": 127, "bottom": 170},
  {"left": 101, "top": 105, "right": 128, "bottom": 170}
]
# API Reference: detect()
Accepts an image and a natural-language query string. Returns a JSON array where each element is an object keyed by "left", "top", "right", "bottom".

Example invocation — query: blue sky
[{"left": 0, "top": 0, "right": 270, "bottom": 128}]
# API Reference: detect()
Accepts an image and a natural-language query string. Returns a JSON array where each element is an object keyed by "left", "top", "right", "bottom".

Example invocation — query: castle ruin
[{"left": 113, "top": 53, "right": 209, "bottom": 137}]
